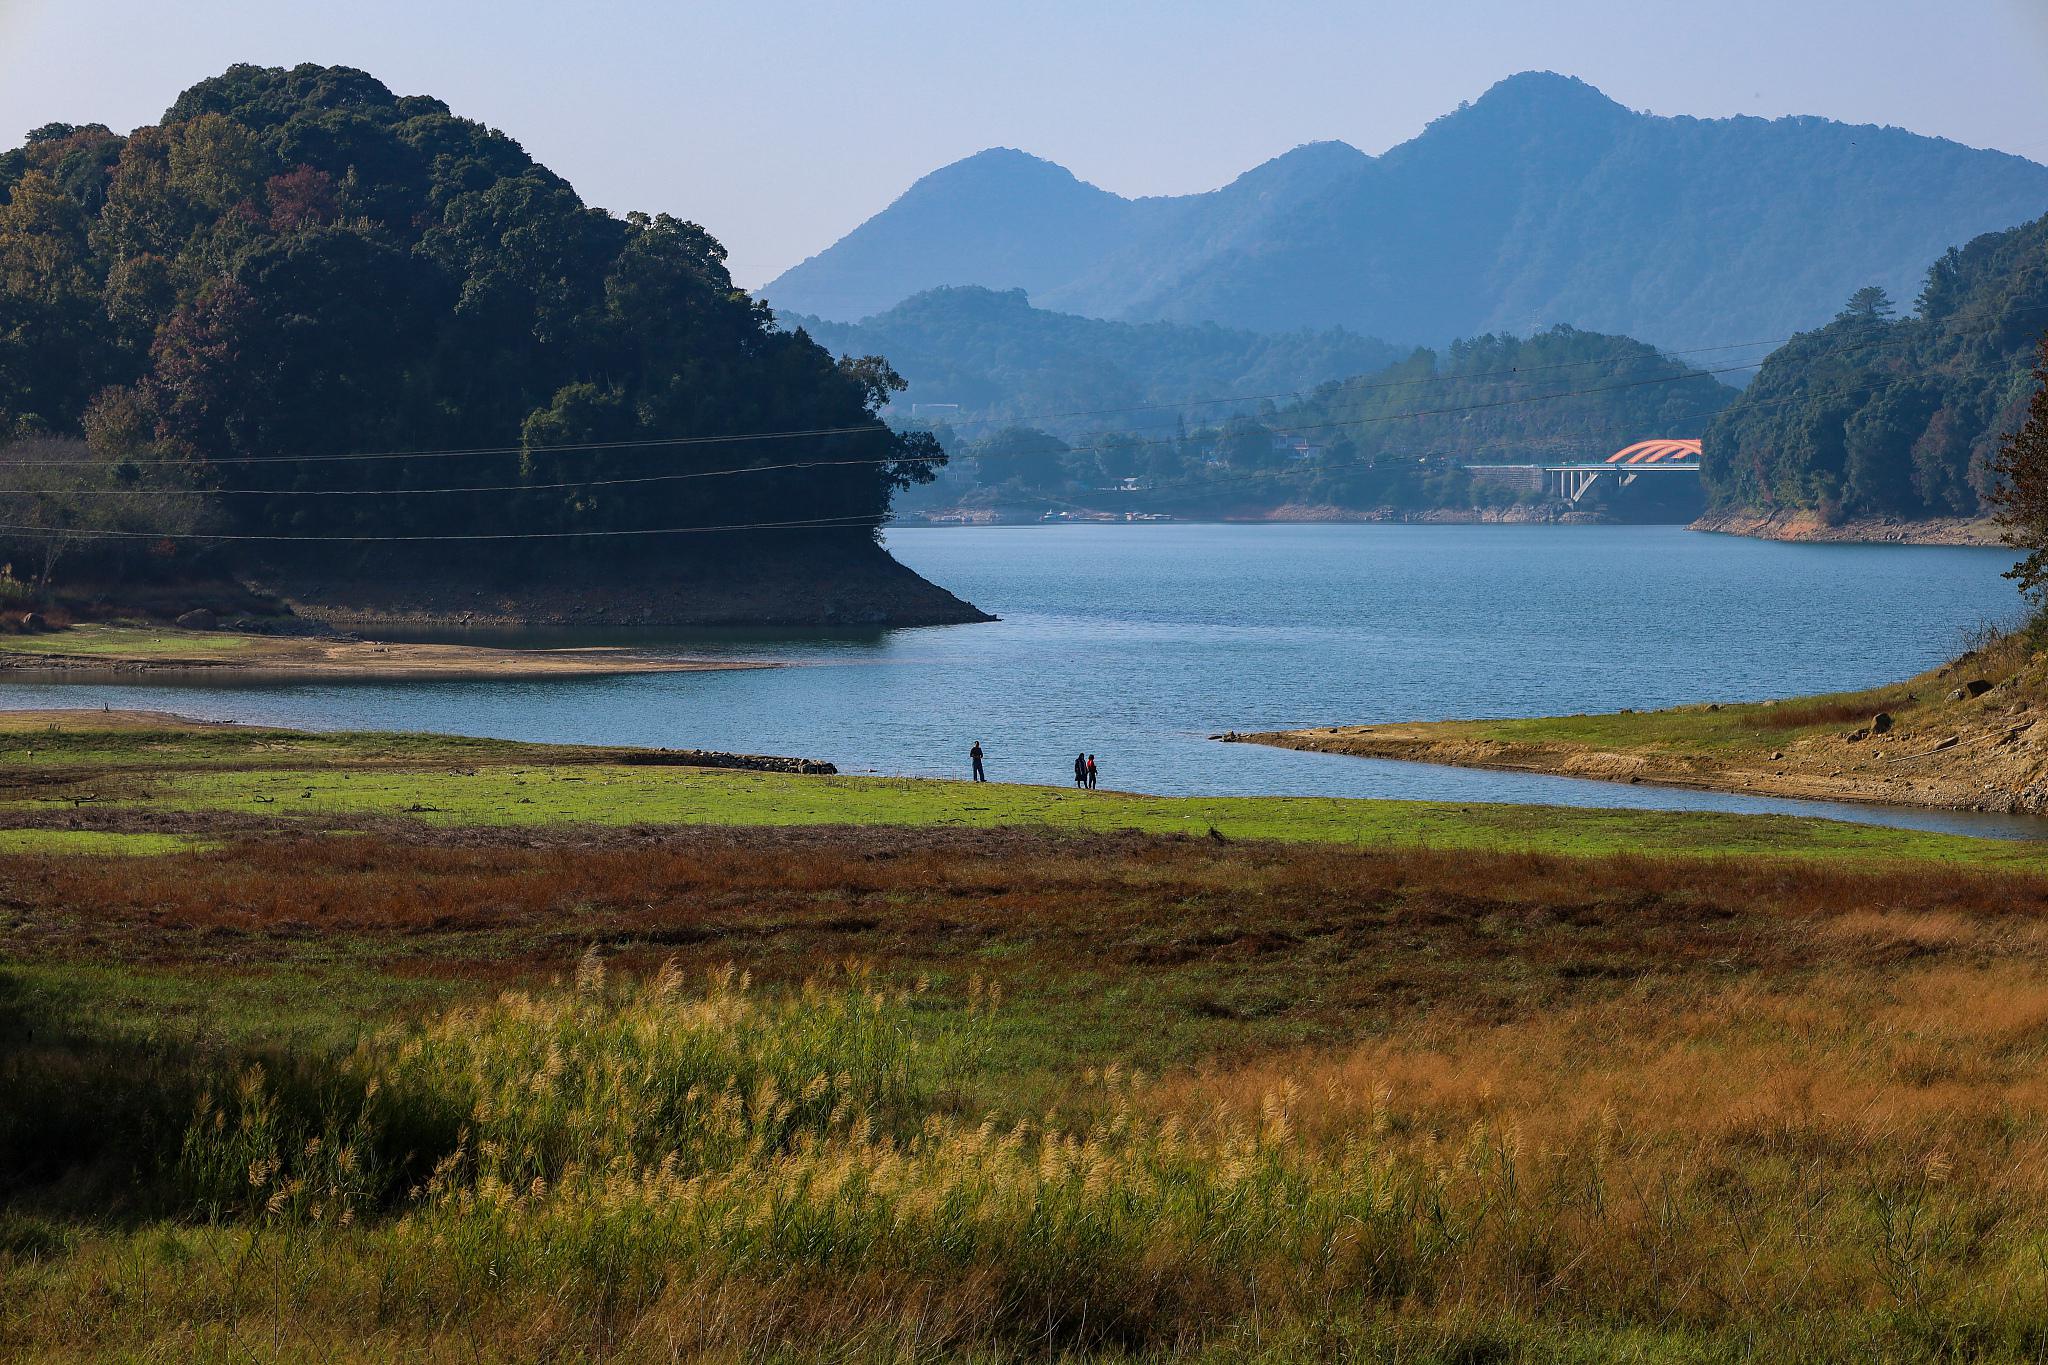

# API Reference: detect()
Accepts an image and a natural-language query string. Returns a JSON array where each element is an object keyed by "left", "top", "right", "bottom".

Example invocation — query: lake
[{"left": 0, "top": 524, "right": 2035, "bottom": 837}]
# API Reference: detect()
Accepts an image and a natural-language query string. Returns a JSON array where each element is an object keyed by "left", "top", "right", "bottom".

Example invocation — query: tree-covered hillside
[
  {"left": 1277, "top": 326, "right": 1735, "bottom": 468},
  {"left": 0, "top": 64, "right": 940, "bottom": 588},
  {"left": 1702, "top": 213, "right": 2048, "bottom": 520},
  {"left": 766, "top": 73, "right": 2048, "bottom": 354},
  {"left": 912, "top": 325, "right": 1735, "bottom": 518},
  {"left": 782, "top": 286, "right": 1401, "bottom": 439}
]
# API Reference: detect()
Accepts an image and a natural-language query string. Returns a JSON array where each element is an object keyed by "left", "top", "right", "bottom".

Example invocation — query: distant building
[{"left": 1270, "top": 435, "right": 1326, "bottom": 461}]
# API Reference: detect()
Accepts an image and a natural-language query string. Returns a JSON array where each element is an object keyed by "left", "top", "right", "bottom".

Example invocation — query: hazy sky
[{"left": 3, "top": 0, "right": 2046, "bottom": 286}]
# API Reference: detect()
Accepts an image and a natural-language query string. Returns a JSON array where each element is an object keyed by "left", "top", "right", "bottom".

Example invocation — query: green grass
[
  {"left": 0, "top": 722, "right": 557, "bottom": 770},
  {"left": 0, "top": 624, "right": 266, "bottom": 660},
  {"left": 1436, "top": 684, "right": 1907, "bottom": 751},
  {"left": 126, "top": 763, "right": 2048, "bottom": 869},
  {"left": 0, "top": 828, "right": 203, "bottom": 856}
]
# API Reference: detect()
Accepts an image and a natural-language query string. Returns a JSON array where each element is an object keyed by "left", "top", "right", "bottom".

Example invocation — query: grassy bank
[
  {"left": 1245, "top": 623, "right": 2048, "bottom": 818},
  {"left": 0, "top": 710, "right": 2043, "bottom": 869},
  {"left": 0, "top": 624, "right": 767, "bottom": 679},
  {"left": 8, "top": 711, "right": 2048, "bottom": 1359}
]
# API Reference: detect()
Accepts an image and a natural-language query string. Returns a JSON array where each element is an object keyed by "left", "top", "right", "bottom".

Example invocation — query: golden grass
[{"left": 15, "top": 961, "right": 2048, "bottom": 1360}]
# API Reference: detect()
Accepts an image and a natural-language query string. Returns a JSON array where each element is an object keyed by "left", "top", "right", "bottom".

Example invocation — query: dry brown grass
[
  {"left": 9, "top": 827, "right": 2048, "bottom": 1020},
  {"left": 1738, "top": 692, "right": 1918, "bottom": 731}
]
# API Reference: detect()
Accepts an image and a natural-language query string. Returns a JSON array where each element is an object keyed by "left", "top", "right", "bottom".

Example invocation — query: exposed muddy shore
[{"left": 1690, "top": 508, "right": 2003, "bottom": 546}]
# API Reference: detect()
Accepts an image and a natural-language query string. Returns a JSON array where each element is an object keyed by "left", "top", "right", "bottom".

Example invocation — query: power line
[
  {"left": 0, "top": 313, "right": 2032, "bottom": 511},
  {"left": 0, "top": 512, "right": 889, "bottom": 544},
  {"left": 7, "top": 292, "right": 2039, "bottom": 477},
  {"left": 0, "top": 452, "right": 945, "bottom": 498},
  {"left": 0, "top": 332, "right": 1796, "bottom": 472},
  {"left": 0, "top": 358, "right": 1756, "bottom": 501}
]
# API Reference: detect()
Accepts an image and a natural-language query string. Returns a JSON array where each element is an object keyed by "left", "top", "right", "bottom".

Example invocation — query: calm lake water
[{"left": 1, "top": 524, "right": 2037, "bottom": 837}]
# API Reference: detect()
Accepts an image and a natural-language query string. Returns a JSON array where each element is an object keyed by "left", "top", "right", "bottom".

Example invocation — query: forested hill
[
  {"left": 1275, "top": 327, "right": 1737, "bottom": 468},
  {"left": 781, "top": 286, "right": 1402, "bottom": 439},
  {"left": 1702, "top": 212, "right": 2048, "bottom": 521},
  {"left": 912, "top": 325, "right": 1736, "bottom": 520},
  {"left": 764, "top": 72, "right": 2048, "bottom": 353},
  {"left": 0, "top": 64, "right": 960, "bottom": 615}
]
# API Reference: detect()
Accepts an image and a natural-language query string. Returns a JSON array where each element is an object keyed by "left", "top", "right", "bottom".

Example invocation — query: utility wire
[
  {"left": 0, "top": 315, "right": 2034, "bottom": 510},
  {"left": 0, "top": 512, "right": 889, "bottom": 544},
  {"left": 0, "top": 333, "right": 1799, "bottom": 470}
]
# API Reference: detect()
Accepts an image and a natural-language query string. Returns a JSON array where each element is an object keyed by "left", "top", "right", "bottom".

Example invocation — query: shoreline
[
  {"left": 254, "top": 543, "right": 994, "bottom": 630},
  {"left": 1230, "top": 646, "right": 2048, "bottom": 817},
  {"left": 1688, "top": 507, "right": 2003, "bottom": 546},
  {"left": 901, "top": 509, "right": 2010, "bottom": 546},
  {"left": 0, "top": 626, "right": 774, "bottom": 682}
]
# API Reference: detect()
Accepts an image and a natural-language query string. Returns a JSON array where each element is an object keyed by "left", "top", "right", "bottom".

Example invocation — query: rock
[
  {"left": 1947, "top": 679, "right": 1994, "bottom": 700},
  {"left": 1845, "top": 728, "right": 1869, "bottom": 742},
  {"left": 174, "top": 609, "right": 217, "bottom": 631},
  {"left": 1871, "top": 712, "right": 1893, "bottom": 735},
  {"left": 1772, "top": 751, "right": 1784, "bottom": 761},
  {"left": 1933, "top": 735, "right": 1959, "bottom": 751}
]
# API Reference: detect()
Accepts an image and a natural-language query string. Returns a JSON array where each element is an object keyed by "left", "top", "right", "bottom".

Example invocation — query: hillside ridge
[{"left": 764, "top": 72, "right": 2048, "bottom": 352}]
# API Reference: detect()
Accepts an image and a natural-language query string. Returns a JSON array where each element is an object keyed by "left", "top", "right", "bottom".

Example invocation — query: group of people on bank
[{"left": 966, "top": 742, "right": 1096, "bottom": 789}]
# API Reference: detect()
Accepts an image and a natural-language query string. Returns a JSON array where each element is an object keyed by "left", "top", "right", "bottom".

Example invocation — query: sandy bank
[{"left": 0, "top": 626, "right": 770, "bottom": 682}]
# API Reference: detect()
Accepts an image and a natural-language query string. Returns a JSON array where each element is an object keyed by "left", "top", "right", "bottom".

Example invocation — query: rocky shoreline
[{"left": 1690, "top": 508, "right": 2003, "bottom": 546}]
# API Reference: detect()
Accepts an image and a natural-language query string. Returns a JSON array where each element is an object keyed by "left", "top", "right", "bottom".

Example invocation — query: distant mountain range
[
  {"left": 764, "top": 72, "right": 2048, "bottom": 353},
  {"left": 781, "top": 286, "right": 1402, "bottom": 437}
]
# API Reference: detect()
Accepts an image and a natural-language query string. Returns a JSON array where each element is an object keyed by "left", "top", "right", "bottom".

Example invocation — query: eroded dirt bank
[{"left": 1690, "top": 508, "right": 2003, "bottom": 546}]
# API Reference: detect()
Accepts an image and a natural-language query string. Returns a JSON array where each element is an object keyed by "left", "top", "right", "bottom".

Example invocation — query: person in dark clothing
[
  {"left": 1085, "top": 754, "right": 1098, "bottom": 790},
  {"left": 1074, "top": 752, "right": 1088, "bottom": 788},
  {"left": 970, "top": 741, "right": 986, "bottom": 782}
]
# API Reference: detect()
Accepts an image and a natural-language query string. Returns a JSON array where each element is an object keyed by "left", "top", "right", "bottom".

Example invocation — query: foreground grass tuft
[{"left": 15, "top": 963, "right": 2048, "bottom": 1360}]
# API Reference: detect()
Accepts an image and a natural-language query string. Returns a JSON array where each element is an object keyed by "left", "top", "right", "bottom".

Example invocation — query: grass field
[
  {"left": 0, "top": 624, "right": 267, "bottom": 660},
  {"left": 1, "top": 712, "right": 2042, "bottom": 870},
  {"left": 7, "top": 712, "right": 2048, "bottom": 1360}
]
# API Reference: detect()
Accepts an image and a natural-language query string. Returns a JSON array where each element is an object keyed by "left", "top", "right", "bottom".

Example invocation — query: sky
[{"left": 3, "top": 0, "right": 2046, "bottom": 287}]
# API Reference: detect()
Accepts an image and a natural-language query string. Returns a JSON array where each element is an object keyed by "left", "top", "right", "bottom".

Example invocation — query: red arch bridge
[{"left": 1463, "top": 439, "right": 1702, "bottom": 505}]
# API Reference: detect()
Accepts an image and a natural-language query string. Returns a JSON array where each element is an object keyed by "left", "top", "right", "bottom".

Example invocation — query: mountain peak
[
  {"left": 766, "top": 80, "right": 2048, "bottom": 345},
  {"left": 1462, "top": 70, "right": 1630, "bottom": 122},
  {"left": 909, "top": 147, "right": 1110, "bottom": 200}
]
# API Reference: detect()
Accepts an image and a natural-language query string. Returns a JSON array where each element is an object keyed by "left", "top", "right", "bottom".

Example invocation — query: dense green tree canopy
[
  {"left": 0, "top": 64, "right": 939, "bottom": 579},
  {"left": 1703, "top": 212, "right": 2048, "bottom": 520},
  {"left": 1990, "top": 337, "right": 2048, "bottom": 597}
]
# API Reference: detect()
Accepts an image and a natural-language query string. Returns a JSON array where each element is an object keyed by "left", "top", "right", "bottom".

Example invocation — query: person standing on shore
[
  {"left": 1086, "top": 754, "right": 1098, "bottom": 790},
  {"left": 1073, "top": 752, "right": 1088, "bottom": 788},
  {"left": 970, "top": 740, "right": 986, "bottom": 782}
]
